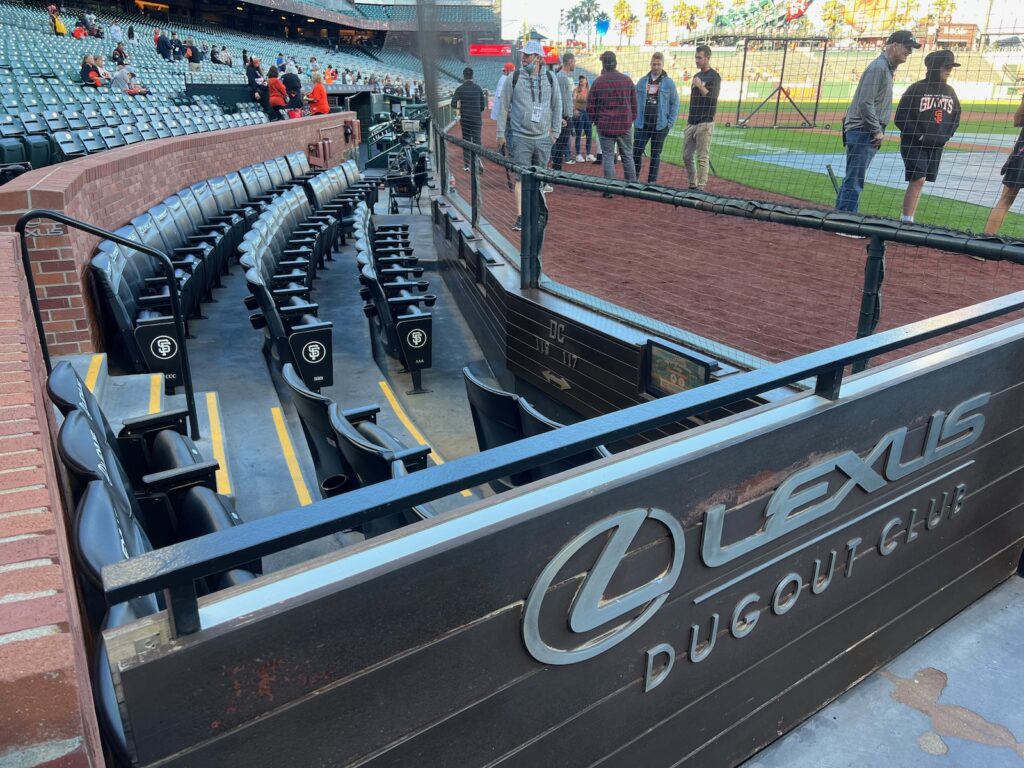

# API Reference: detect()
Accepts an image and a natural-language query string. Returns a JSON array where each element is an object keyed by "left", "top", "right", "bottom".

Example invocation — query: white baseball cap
[{"left": 522, "top": 40, "right": 544, "bottom": 56}]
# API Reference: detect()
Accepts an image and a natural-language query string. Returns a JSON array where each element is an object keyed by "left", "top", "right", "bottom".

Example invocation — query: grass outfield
[{"left": 656, "top": 109, "right": 1024, "bottom": 239}]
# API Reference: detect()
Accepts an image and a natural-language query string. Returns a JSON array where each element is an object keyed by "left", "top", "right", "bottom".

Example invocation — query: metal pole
[
  {"left": 774, "top": 43, "right": 788, "bottom": 127},
  {"left": 812, "top": 40, "right": 828, "bottom": 126},
  {"left": 736, "top": 40, "right": 748, "bottom": 126},
  {"left": 470, "top": 145, "right": 480, "bottom": 228},
  {"left": 15, "top": 210, "right": 202, "bottom": 439},
  {"left": 520, "top": 171, "right": 540, "bottom": 289},
  {"left": 853, "top": 235, "right": 886, "bottom": 373}
]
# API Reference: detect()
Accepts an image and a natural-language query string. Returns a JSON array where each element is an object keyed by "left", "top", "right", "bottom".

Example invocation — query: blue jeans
[
  {"left": 836, "top": 127, "right": 879, "bottom": 212},
  {"left": 573, "top": 111, "right": 593, "bottom": 155}
]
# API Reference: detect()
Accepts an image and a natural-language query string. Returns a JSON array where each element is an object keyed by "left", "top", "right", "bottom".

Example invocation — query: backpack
[{"left": 505, "top": 68, "right": 554, "bottom": 137}]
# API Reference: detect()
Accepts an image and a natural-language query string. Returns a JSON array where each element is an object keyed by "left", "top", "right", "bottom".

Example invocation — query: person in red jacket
[
  {"left": 266, "top": 66, "right": 287, "bottom": 121},
  {"left": 586, "top": 51, "right": 637, "bottom": 192},
  {"left": 306, "top": 71, "right": 331, "bottom": 115}
]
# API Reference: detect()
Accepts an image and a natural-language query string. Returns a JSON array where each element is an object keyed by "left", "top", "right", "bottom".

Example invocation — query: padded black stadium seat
[
  {"left": 328, "top": 401, "right": 433, "bottom": 537},
  {"left": 0, "top": 137, "right": 24, "bottom": 164},
  {"left": 46, "top": 360, "right": 197, "bottom": 484},
  {"left": 130, "top": 210, "right": 209, "bottom": 304},
  {"left": 462, "top": 366, "right": 532, "bottom": 492},
  {"left": 20, "top": 134, "right": 50, "bottom": 169},
  {"left": 75, "top": 128, "right": 105, "bottom": 153},
  {"left": 158, "top": 194, "right": 231, "bottom": 284},
  {"left": 518, "top": 399, "right": 612, "bottom": 479},
  {"left": 187, "top": 181, "right": 243, "bottom": 257}
]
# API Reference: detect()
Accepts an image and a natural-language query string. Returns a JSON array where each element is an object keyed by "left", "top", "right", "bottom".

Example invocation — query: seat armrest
[
  {"left": 119, "top": 407, "right": 189, "bottom": 437},
  {"left": 142, "top": 460, "right": 219, "bottom": 493}
]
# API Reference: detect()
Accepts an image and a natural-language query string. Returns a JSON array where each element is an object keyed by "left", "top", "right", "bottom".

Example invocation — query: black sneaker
[
  {"left": 601, "top": 192, "right": 613, "bottom": 198},
  {"left": 512, "top": 216, "right": 522, "bottom": 231}
]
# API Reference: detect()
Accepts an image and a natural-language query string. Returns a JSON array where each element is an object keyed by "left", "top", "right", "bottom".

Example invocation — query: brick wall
[
  {"left": 0, "top": 232, "right": 103, "bottom": 767},
  {"left": 0, "top": 112, "right": 360, "bottom": 356}
]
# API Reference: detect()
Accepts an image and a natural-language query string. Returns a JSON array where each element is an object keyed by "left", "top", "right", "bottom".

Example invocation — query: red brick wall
[
  {"left": 0, "top": 232, "right": 103, "bottom": 767},
  {"left": 0, "top": 113, "right": 359, "bottom": 356}
]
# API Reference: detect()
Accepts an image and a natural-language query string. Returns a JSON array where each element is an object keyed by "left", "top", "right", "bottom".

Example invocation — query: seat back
[
  {"left": 519, "top": 399, "right": 608, "bottom": 479},
  {"left": 264, "top": 160, "right": 287, "bottom": 188},
  {"left": 239, "top": 165, "right": 265, "bottom": 199},
  {"left": 282, "top": 363, "right": 355, "bottom": 495},
  {"left": 76, "top": 128, "right": 105, "bottom": 153},
  {"left": 191, "top": 181, "right": 221, "bottom": 223},
  {"left": 285, "top": 150, "right": 310, "bottom": 177},
  {"left": 46, "top": 361, "right": 118, "bottom": 446},
  {"left": 462, "top": 366, "right": 524, "bottom": 452}
]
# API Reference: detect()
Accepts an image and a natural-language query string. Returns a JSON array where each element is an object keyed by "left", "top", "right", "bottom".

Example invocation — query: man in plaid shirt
[{"left": 587, "top": 51, "right": 637, "bottom": 193}]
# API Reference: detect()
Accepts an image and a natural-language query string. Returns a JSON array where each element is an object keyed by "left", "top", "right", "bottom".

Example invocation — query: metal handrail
[
  {"left": 16, "top": 210, "right": 201, "bottom": 439},
  {"left": 103, "top": 289, "right": 1024, "bottom": 632}
]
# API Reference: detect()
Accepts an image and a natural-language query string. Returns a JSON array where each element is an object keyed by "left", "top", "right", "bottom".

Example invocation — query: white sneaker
[
  {"left": 541, "top": 184, "right": 554, "bottom": 193},
  {"left": 586, "top": 154, "right": 596, "bottom": 162},
  {"left": 566, "top": 158, "right": 575, "bottom": 164},
  {"left": 576, "top": 154, "right": 585, "bottom": 162}
]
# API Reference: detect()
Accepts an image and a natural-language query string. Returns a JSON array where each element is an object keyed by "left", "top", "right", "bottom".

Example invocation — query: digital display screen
[{"left": 645, "top": 340, "right": 716, "bottom": 397}]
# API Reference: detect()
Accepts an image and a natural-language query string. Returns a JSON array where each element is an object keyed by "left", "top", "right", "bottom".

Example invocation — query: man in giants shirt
[
  {"left": 633, "top": 52, "right": 679, "bottom": 184},
  {"left": 683, "top": 45, "right": 720, "bottom": 192},
  {"left": 894, "top": 49, "right": 961, "bottom": 223}
]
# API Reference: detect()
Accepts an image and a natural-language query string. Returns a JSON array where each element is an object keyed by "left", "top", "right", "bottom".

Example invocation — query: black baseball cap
[
  {"left": 886, "top": 30, "right": 922, "bottom": 48},
  {"left": 925, "top": 49, "right": 961, "bottom": 69}
]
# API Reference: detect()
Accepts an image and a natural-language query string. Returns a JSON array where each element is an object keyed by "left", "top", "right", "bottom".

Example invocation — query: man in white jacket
[{"left": 490, "top": 61, "right": 515, "bottom": 139}]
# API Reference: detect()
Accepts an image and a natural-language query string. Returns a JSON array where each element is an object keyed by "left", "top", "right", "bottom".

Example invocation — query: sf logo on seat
[
  {"left": 406, "top": 329, "right": 428, "bottom": 349},
  {"left": 302, "top": 341, "right": 327, "bottom": 364},
  {"left": 522, "top": 508, "right": 684, "bottom": 665},
  {"left": 150, "top": 336, "right": 178, "bottom": 360}
]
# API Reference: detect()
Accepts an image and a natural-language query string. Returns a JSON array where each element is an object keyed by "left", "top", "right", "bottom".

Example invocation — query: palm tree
[
  {"left": 578, "top": 0, "right": 599, "bottom": 49},
  {"left": 613, "top": 0, "right": 632, "bottom": 44},
  {"left": 704, "top": 0, "right": 723, "bottom": 26},
  {"left": 566, "top": 5, "right": 584, "bottom": 40},
  {"left": 932, "top": 0, "right": 957, "bottom": 23},
  {"left": 671, "top": 1, "right": 699, "bottom": 31},
  {"left": 645, "top": 0, "right": 665, "bottom": 23},
  {"left": 595, "top": 11, "right": 611, "bottom": 44},
  {"left": 820, "top": 0, "right": 846, "bottom": 36},
  {"left": 623, "top": 12, "right": 641, "bottom": 44}
]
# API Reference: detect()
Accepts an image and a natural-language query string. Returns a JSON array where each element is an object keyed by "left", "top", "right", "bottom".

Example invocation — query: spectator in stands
[
  {"left": 587, "top": 51, "right": 637, "bottom": 192},
  {"left": 306, "top": 71, "right": 331, "bottom": 115},
  {"left": 497, "top": 39, "right": 562, "bottom": 230},
  {"left": 452, "top": 67, "right": 487, "bottom": 171},
  {"left": 95, "top": 55, "right": 112, "bottom": 82},
  {"left": 221, "top": 48, "right": 232, "bottom": 67},
  {"left": 72, "top": 23, "right": 88, "bottom": 40},
  {"left": 284, "top": 58, "right": 298, "bottom": 76},
  {"left": 309, "top": 57, "right": 320, "bottom": 78},
  {"left": 185, "top": 38, "right": 201, "bottom": 73},
  {"left": 242, "top": 49, "right": 249, "bottom": 67},
  {"left": 683, "top": 44, "right": 721, "bottom": 192},
  {"left": 110, "top": 23, "right": 123, "bottom": 44},
  {"left": 127, "top": 25, "right": 134, "bottom": 42},
  {"left": 210, "top": 46, "right": 221, "bottom": 65},
  {"left": 111, "top": 64, "right": 148, "bottom": 96},
  {"left": 984, "top": 93, "right": 1024, "bottom": 236},
  {"left": 247, "top": 56, "right": 267, "bottom": 110},
  {"left": 48, "top": 5, "right": 66, "bottom": 36},
  {"left": 266, "top": 66, "right": 287, "bottom": 121},
  {"left": 572, "top": 74, "right": 594, "bottom": 162},
  {"left": 552, "top": 53, "right": 576, "bottom": 170},
  {"left": 894, "top": 50, "right": 961, "bottom": 224},
  {"left": 170, "top": 33, "right": 183, "bottom": 61},
  {"left": 282, "top": 68, "right": 303, "bottom": 112},
  {"left": 80, "top": 54, "right": 102, "bottom": 87},
  {"left": 324, "top": 67, "right": 337, "bottom": 85},
  {"left": 152, "top": 27, "right": 160, "bottom": 49},
  {"left": 156, "top": 30, "right": 172, "bottom": 61},
  {"left": 633, "top": 52, "right": 679, "bottom": 184},
  {"left": 111, "top": 41, "right": 129, "bottom": 67},
  {"left": 491, "top": 60, "right": 516, "bottom": 128},
  {"left": 836, "top": 30, "right": 920, "bottom": 213},
  {"left": 276, "top": 53, "right": 285, "bottom": 68}
]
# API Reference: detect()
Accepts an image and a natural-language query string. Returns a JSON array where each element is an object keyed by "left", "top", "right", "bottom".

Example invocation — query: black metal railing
[
  {"left": 16, "top": 210, "right": 201, "bottom": 439},
  {"left": 103, "top": 289, "right": 1024, "bottom": 635}
]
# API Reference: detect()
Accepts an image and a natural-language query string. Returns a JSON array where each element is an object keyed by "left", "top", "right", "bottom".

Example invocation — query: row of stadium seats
[{"left": 46, "top": 359, "right": 258, "bottom": 765}]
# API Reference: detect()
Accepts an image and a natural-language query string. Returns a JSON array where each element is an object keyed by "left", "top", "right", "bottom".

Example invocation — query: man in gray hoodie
[
  {"left": 497, "top": 39, "right": 562, "bottom": 230},
  {"left": 552, "top": 52, "right": 575, "bottom": 170}
]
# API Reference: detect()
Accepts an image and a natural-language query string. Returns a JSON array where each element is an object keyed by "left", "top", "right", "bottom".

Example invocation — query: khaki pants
[{"left": 683, "top": 122, "right": 714, "bottom": 190}]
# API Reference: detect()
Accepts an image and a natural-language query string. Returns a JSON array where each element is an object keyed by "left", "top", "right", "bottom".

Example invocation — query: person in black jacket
[
  {"left": 894, "top": 49, "right": 962, "bottom": 223},
  {"left": 281, "top": 70, "right": 303, "bottom": 111},
  {"left": 451, "top": 67, "right": 487, "bottom": 171},
  {"left": 984, "top": 93, "right": 1024, "bottom": 235}
]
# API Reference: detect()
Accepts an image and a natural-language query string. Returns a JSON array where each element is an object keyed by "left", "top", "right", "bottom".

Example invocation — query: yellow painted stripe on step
[
  {"left": 148, "top": 375, "right": 161, "bottom": 415},
  {"left": 206, "top": 392, "right": 231, "bottom": 496},
  {"left": 84, "top": 354, "right": 103, "bottom": 392},
  {"left": 377, "top": 380, "right": 473, "bottom": 498},
  {"left": 271, "top": 406, "right": 312, "bottom": 506}
]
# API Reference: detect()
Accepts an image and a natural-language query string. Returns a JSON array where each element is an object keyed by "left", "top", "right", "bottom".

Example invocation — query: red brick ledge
[{"left": 0, "top": 232, "right": 101, "bottom": 767}]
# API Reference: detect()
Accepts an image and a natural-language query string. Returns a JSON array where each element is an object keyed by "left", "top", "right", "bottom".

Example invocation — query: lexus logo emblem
[{"left": 522, "top": 508, "right": 684, "bottom": 665}]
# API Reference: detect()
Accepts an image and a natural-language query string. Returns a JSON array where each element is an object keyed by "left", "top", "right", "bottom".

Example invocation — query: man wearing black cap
[
  {"left": 836, "top": 30, "right": 921, "bottom": 213},
  {"left": 894, "top": 49, "right": 961, "bottom": 223}
]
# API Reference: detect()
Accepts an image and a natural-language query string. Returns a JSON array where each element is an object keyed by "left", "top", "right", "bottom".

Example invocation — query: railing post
[
  {"left": 853, "top": 235, "right": 887, "bottom": 373},
  {"left": 520, "top": 170, "right": 541, "bottom": 289},
  {"left": 470, "top": 145, "right": 480, "bottom": 228},
  {"left": 165, "top": 580, "right": 200, "bottom": 637},
  {"left": 436, "top": 125, "right": 448, "bottom": 195}
]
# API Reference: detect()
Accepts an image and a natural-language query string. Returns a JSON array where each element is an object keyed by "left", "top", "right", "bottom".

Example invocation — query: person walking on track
[
  {"left": 451, "top": 67, "right": 487, "bottom": 172},
  {"left": 836, "top": 30, "right": 921, "bottom": 213},
  {"left": 588, "top": 50, "right": 637, "bottom": 194},
  {"left": 552, "top": 52, "right": 576, "bottom": 170},
  {"left": 683, "top": 44, "right": 720, "bottom": 192},
  {"left": 497, "top": 39, "right": 562, "bottom": 231},
  {"left": 894, "top": 49, "right": 962, "bottom": 224},
  {"left": 633, "top": 52, "right": 679, "bottom": 185},
  {"left": 984, "top": 92, "right": 1024, "bottom": 236}
]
